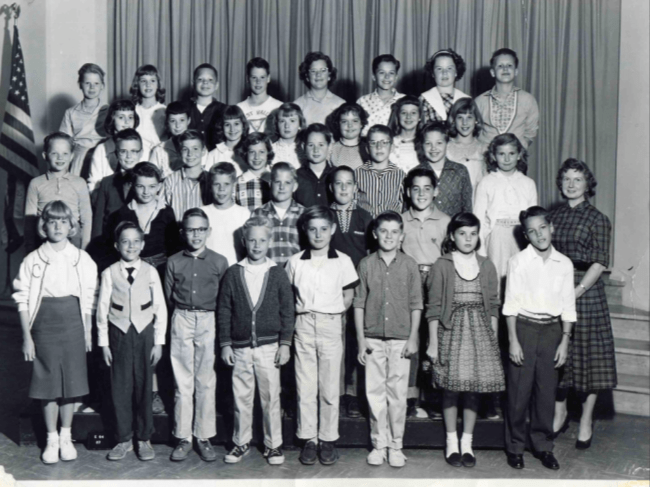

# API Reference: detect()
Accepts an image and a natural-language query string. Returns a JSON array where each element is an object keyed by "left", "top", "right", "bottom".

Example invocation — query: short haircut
[
  {"left": 236, "top": 132, "right": 274, "bottom": 162},
  {"left": 104, "top": 99, "right": 140, "bottom": 136},
  {"left": 329, "top": 165, "right": 356, "bottom": 184},
  {"left": 415, "top": 121, "right": 449, "bottom": 165},
  {"left": 490, "top": 48, "right": 519, "bottom": 69},
  {"left": 131, "top": 162, "right": 162, "bottom": 183},
  {"left": 519, "top": 206, "right": 550, "bottom": 229},
  {"left": 299, "top": 205, "right": 336, "bottom": 233},
  {"left": 298, "top": 123, "right": 333, "bottom": 149},
  {"left": 366, "top": 124, "right": 393, "bottom": 145},
  {"left": 556, "top": 158, "right": 597, "bottom": 198},
  {"left": 404, "top": 166, "right": 437, "bottom": 191},
  {"left": 424, "top": 48, "right": 467, "bottom": 83},
  {"left": 387, "top": 95, "right": 424, "bottom": 136},
  {"left": 246, "top": 57, "right": 271, "bottom": 77},
  {"left": 130, "top": 64, "right": 166, "bottom": 104},
  {"left": 209, "top": 161, "right": 237, "bottom": 183},
  {"left": 441, "top": 212, "right": 481, "bottom": 254},
  {"left": 38, "top": 200, "right": 79, "bottom": 240},
  {"left": 114, "top": 128, "right": 143, "bottom": 147},
  {"left": 193, "top": 63, "right": 218, "bottom": 82},
  {"left": 447, "top": 98, "right": 484, "bottom": 139},
  {"left": 181, "top": 207, "right": 210, "bottom": 229},
  {"left": 43, "top": 132, "right": 74, "bottom": 154},
  {"left": 77, "top": 63, "right": 105, "bottom": 87},
  {"left": 178, "top": 129, "right": 205, "bottom": 148},
  {"left": 374, "top": 210, "right": 403, "bottom": 232},
  {"left": 242, "top": 215, "right": 274, "bottom": 238},
  {"left": 327, "top": 103, "right": 369, "bottom": 141},
  {"left": 298, "top": 51, "right": 337, "bottom": 88},
  {"left": 114, "top": 220, "right": 144, "bottom": 243},
  {"left": 165, "top": 101, "right": 191, "bottom": 120},
  {"left": 213, "top": 105, "right": 250, "bottom": 144},
  {"left": 486, "top": 133, "right": 528, "bottom": 174},
  {"left": 270, "top": 162, "right": 297, "bottom": 182},
  {"left": 265, "top": 103, "right": 307, "bottom": 141},
  {"left": 372, "top": 54, "right": 401, "bottom": 75}
]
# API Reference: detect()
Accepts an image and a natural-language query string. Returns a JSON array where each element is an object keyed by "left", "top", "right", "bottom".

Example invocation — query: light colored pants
[
  {"left": 170, "top": 309, "right": 217, "bottom": 440},
  {"left": 365, "top": 338, "right": 410, "bottom": 449},
  {"left": 232, "top": 343, "right": 283, "bottom": 449},
  {"left": 294, "top": 312, "right": 343, "bottom": 442}
]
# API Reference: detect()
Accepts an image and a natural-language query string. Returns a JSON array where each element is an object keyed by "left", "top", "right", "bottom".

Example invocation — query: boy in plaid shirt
[
  {"left": 251, "top": 162, "right": 305, "bottom": 265},
  {"left": 235, "top": 132, "right": 272, "bottom": 212}
]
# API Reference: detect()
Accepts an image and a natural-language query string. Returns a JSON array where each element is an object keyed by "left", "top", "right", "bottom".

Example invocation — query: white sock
[
  {"left": 460, "top": 432, "right": 474, "bottom": 456},
  {"left": 59, "top": 427, "right": 71, "bottom": 439},
  {"left": 47, "top": 431, "right": 59, "bottom": 442},
  {"left": 446, "top": 431, "right": 459, "bottom": 457}
]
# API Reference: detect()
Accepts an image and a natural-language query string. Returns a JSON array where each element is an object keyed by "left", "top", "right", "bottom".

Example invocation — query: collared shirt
[
  {"left": 87, "top": 138, "right": 154, "bottom": 193},
  {"left": 164, "top": 168, "right": 212, "bottom": 222},
  {"left": 135, "top": 102, "right": 167, "bottom": 147},
  {"left": 251, "top": 200, "right": 305, "bottom": 265},
  {"left": 189, "top": 97, "right": 226, "bottom": 146},
  {"left": 294, "top": 89, "right": 345, "bottom": 125},
  {"left": 415, "top": 158, "right": 473, "bottom": 217},
  {"left": 238, "top": 257, "right": 276, "bottom": 305},
  {"left": 420, "top": 87, "right": 470, "bottom": 123},
  {"left": 59, "top": 100, "right": 108, "bottom": 148},
  {"left": 201, "top": 203, "right": 251, "bottom": 266},
  {"left": 294, "top": 163, "right": 335, "bottom": 208},
  {"left": 25, "top": 171, "right": 93, "bottom": 247},
  {"left": 235, "top": 170, "right": 272, "bottom": 212},
  {"left": 354, "top": 162, "right": 406, "bottom": 218},
  {"left": 271, "top": 140, "right": 302, "bottom": 170},
  {"left": 97, "top": 258, "right": 167, "bottom": 346},
  {"left": 401, "top": 206, "right": 451, "bottom": 265},
  {"left": 39, "top": 240, "right": 82, "bottom": 302},
  {"left": 357, "top": 89, "right": 405, "bottom": 136},
  {"left": 285, "top": 248, "right": 359, "bottom": 314},
  {"left": 206, "top": 142, "right": 246, "bottom": 176},
  {"left": 164, "top": 248, "right": 229, "bottom": 312},
  {"left": 353, "top": 251, "right": 423, "bottom": 340},
  {"left": 502, "top": 244, "right": 577, "bottom": 322},
  {"left": 149, "top": 138, "right": 211, "bottom": 177},
  {"left": 237, "top": 96, "right": 283, "bottom": 133}
]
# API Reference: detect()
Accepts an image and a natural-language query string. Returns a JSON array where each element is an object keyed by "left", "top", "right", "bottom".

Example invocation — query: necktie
[{"left": 126, "top": 267, "right": 135, "bottom": 285}]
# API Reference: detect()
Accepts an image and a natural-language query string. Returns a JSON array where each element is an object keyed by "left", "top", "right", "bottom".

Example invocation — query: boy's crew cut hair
[
  {"left": 242, "top": 215, "right": 274, "bottom": 237},
  {"left": 114, "top": 220, "right": 144, "bottom": 243},
  {"left": 298, "top": 123, "right": 333, "bottom": 148},
  {"left": 43, "top": 132, "right": 74, "bottom": 153},
  {"left": 556, "top": 158, "right": 597, "bottom": 198},
  {"left": 373, "top": 210, "right": 403, "bottom": 232},
  {"left": 327, "top": 103, "right": 369, "bottom": 141},
  {"left": 328, "top": 165, "right": 356, "bottom": 184},
  {"left": 441, "top": 212, "right": 481, "bottom": 254},
  {"left": 236, "top": 132, "right": 274, "bottom": 162},
  {"left": 270, "top": 162, "right": 297, "bottom": 181},
  {"left": 447, "top": 98, "right": 484, "bottom": 139},
  {"left": 490, "top": 48, "right": 519, "bottom": 69},
  {"left": 193, "top": 63, "right": 218, "bottom": 82},
  {"left": 424, "top": 48, "right": 467, "bottom": 82},
  {"left": 299, "top": 205, "right": 336, "bottom": 233},
  {"left": 209, "top": 162, "right": 237, "bottom": 183},
  {"left": 387, "top": 95, "right": 425, "bottom": 136},
  {"left": 372, "top": 54, "right": 401, "bottom": 74},
  {"left": 130, "top": 64, "right": 166, "bottom": 104},
  {"left": 485, "top": 133, "right": 528, "bottom": 175},
  {"left": 165, "top": 101, "right": 192, "bottom": 119},
  {"left": 404, "top": 166, "right": 437, "bottom": 191},
  {"left": 246, "top": 57, "right": 271, "bottom": 76},
  {"left": 181, "top": 207, "right": 210, "bottom": 229},
  {"left": 114, "top": 128, "right": 143, "bottom": 146},
  {"left": 37, "top": 200, "right": 80, "bottom": 240},
  {"left": 178, "top": 129, "right": 205, "bottom": 147},
  {"left": 365, "top": 124, "right": 394, "bottom": 146},
  {"left": 298, "top": 51, "right": 337, "bottom": 88},
  {"left": 213, "top": 105, "right": 250, "bottom": 144},
  {"left": 519, "top": 205, "right": 550, "bottom": 229},
  {"left": 131, "top": 162, "right": 163, "bottom": 183},
  {"left": 77, "top": 63, "right": 105, "bottom": 86},
  {"left": 104, "top": 100, "right": 140, "bottom": 136},
  {"left": 265, "top": 103, "right": 307, "bottom": 141}
]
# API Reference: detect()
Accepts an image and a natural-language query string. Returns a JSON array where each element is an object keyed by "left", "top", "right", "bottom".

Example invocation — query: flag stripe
[
  {"left": 3, "top": 110, "right": 35, "bottom": 142},
  {"left": 0, "top": 149, "right": 39, "bottom": 178},
  {"left": 5, "top": 102, "right": 34, "bottom": 131},
  {"left": 0, "top": 133, "right": 38, "bottom": 166},
  {"left": 2, "top": 119, "right": 36, "bottom": 153}
]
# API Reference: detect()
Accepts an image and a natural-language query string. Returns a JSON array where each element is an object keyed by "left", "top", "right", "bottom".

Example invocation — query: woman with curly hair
[
  {"left": 419, "top": 48, "right": 470, "bottom": 124},
  {"left": 294, "top": 51, "right": 345, "bottom": 125}
]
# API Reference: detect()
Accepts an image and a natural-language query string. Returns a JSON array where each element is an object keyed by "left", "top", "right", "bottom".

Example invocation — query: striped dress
[{"left": 549, "top": 201, "right": 617, "bottom": 392}]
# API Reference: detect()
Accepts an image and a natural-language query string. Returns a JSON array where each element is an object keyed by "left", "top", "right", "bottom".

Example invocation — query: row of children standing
[{"left": 14, "top": 45, "right": 609, "bottom": 471}]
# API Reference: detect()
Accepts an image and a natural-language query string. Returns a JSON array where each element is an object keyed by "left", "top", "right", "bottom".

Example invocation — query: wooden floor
[{"left": 1, "top": 307, "right": 648, "bottom": 483}]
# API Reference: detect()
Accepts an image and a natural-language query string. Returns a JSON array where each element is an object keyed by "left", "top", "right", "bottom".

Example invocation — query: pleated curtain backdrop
[{"left": 108, "top": 0, "right": 621, "bottom": 221}]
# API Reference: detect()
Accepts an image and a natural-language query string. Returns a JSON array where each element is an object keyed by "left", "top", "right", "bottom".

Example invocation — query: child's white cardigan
[{"left": 12, "top": 244, "right": 98, "bottom": 329}]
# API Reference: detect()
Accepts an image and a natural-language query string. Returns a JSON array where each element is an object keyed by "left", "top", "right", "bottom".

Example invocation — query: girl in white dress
[{"left": 130, "top": 64, "right": 167, "bottom": 147}]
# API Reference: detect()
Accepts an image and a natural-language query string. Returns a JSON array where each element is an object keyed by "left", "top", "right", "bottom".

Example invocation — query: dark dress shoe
[
  {"left": 299, "top": 441, "right": 318, "bottom": 465},
  {"left": 406, "top": 404, "right": 418, "bottom": 418},
  {"left": 575, "top": 435, "right": 593, "bottom": 449},
  {"left": 445, "top": 452, "right": 462, "bottom": 467},
  {"left": 549, "top": 416, "right": 570, "bottom": 440},
  {"left": 461, "top": 452, "right": 476, "bottom": 467},
  {"left": 506, "top": 452, "right": 524, "bottom": 469},
  {"left": 534, "top": 451, "right": 560, "bottom": 470},
  {"left": 347, "top": 397, "right": 362, "bottom": 418}
]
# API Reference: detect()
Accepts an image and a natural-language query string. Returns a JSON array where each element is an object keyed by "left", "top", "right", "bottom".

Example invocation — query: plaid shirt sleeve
[{"left": 588, "top": 209, "right": 612, "bottom": 268}]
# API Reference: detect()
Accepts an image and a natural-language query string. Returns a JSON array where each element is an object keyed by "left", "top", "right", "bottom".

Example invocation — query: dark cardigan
[{"left": 218, "top": 263, "right": 295, "bottom": 349}]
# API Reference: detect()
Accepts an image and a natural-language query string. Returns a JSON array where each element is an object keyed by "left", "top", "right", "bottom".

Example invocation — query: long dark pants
[
  {"left": 505, "top": 316, "right": 562, "bottom": 454},
  {"left": 109, "top": 322, "right": 154, "bottom": 443}
]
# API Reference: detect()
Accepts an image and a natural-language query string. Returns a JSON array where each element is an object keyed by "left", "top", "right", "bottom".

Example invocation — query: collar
[
  {"left": 439, "top": 252, "right": 489, "bottom": 266},
  {"left": 192, "top": 96, "right": 219, "bottom": 107},
  {"left": 302, "top": 162, "right": 333, "bottom": 179},
  {"left": 373, "top": 249, "right": 405, "bottom": 267},
  {"left": 216, "top": 142, "right": 234, "bottom": 153},
  {"left": 270, "top": 200, "right": 301, "bottom": 216},
  {"left": 120, "top": 258, "right": 141, "bottom": 271},
  {"left": 566, "top": 200, "right": 590, "bottom": 212},
  {"left": 73, "top": 99, "right": 107, "bottom": 115},
  {"left": 494, "top": 169, "right": 524, "bottom": 180},
  {"left": 182, "top": 248, "right": 209, "bottom": 259},
  {"left": 489, "top": 86, "right": 521, "bottom": 99},
  {"left": 240, "top": 168, "right": 270, "bottom": 182},
  {"left": 360, "top": 161, "right": 400, "bottom": 173},
  {"left": 237, "top": 256, "right": 276, "bottom": 271},
  {"left": 522, "top": 244, "right": 563, "bottom": 264},
  {"left": 46, "top": 171, "right": 71, "bottom": 181},
  {"left": 39, "top": 240, "right": 79, "bottom": 264},
  {"left": 370, "top": 89, "right": 401, "bottom": 101},
  {"left": 300, "top": 247, "right": 339, "bottom": 260},
  {"left": 404, "top": 205, "right": 446, "bottom": 222},
  {"left": 305, "top": 89, "right": 334, "bottom": 102},
  {"left": 331, "top": 200, "right": 357, "bottom": 212},
  {"left": 180, "top": 167, "right": 206, "bottom": 180}
]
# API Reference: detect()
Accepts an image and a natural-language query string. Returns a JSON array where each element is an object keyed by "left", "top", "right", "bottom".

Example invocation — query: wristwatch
[{"left": 562, "top": 331, "right": 572, "bottom": 338}]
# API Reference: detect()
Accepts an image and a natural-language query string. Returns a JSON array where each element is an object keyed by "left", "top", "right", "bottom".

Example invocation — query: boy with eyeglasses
[
  {"left": 354, "top": 124, "right": 406, "bottom": 218},
  {"left": 165, "top": 208, "right": 228, "bottom": 462}
]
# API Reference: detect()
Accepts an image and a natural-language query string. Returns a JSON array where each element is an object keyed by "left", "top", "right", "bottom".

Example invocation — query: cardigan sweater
[
  {"left": 218, "top": 263, "right": 295, "bottom": 349},
  {"left": 425, "top": 253, "right": 500, "bottom": 328}
]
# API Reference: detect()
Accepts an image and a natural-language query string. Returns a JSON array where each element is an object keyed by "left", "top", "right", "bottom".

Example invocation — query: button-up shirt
[
  {"left": 401, "top": 206, "right": 451, "bottom": 265},
  {"left": 353, "top": 251, "right": 423, "bottom": 340},
  {"left": 415, "top": 158, "right": 473, "bottom": 217},
  {"left": 164, "top": 248, "right": 229, "bottom": 312},
  {"left": 294, "top": 89, "right": 345, "bottom": 125},
  {"left": 356, "top": 89, "right": 405, "bottom": 136},
  {"left": 294, "top": 163, "right": 335, "bottom": 208},
  {"left": 251, "top": 200, "right": 305, "bottom": 265},
  {"left": 355, "top": 162, "right": 405, "bottom": 218},
  {"left": 189, "top": 98, "right": 226, "bottom": 148},
  {"left": 235, "top": 170, "right": 272, "bottom": 212},
  {"left": 163, "top": 168, "right": 212, "bottom": 222},
  {"left": 502, "top": 244, "right": 577, "bottom": 322}
]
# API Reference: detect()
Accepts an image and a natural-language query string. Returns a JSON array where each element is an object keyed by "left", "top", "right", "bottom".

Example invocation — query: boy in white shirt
[{"left": 237, "top": 57, "right": 283, "bottom": 133}]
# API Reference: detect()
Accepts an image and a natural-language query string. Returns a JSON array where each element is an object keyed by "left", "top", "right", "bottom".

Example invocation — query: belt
[
  {"left": 419, "top": 264, "right": 432, "bottom": 272},
  {"left": 495, "top": 218, "right": 520, "bottom": 226},
  {"left": 176, "top": 306, "right": 214, "bottom": 313},
  {"left": 519, "top": 314, "right": 559, "bottom": 325}
]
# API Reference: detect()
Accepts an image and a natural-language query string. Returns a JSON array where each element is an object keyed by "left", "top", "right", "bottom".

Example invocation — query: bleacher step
[
  {"left": 613, "top": 373, "right": 650, "bottom": 417},
  {"left": 610, "top": 305, "right": 649, "bottom": 341},
  {"left": 615, "top": 338, "right": 650, "bottom": 377}
]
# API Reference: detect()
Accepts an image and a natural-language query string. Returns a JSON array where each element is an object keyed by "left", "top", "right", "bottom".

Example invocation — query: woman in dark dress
[{"left": 549, "top": 159, "right": 617, "bottom": 449}]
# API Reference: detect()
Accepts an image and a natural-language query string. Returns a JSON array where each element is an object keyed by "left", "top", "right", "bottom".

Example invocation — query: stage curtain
[{"left": 108, "top": 0, "right": 620, "bottom": 219}]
